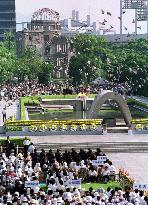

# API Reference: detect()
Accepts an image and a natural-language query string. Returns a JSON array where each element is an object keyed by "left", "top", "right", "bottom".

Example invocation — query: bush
[
  {"left": 6, "top": 126, "right": 23, "bottom": 131},
  {"left": 0, "top": 137, "right": 31, "bottom": 147},
  {"left": 24, "top": 100, "right": 40, "bottom": 106}
]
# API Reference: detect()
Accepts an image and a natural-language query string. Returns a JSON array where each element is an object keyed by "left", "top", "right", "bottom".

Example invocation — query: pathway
[{"left": 0, "top": 100, "right": 19, "bottom": 126}]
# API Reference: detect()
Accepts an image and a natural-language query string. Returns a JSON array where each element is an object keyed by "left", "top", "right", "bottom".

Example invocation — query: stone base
[
  {"left": 133, "top": 130, "right": 148, "bottom": 134},
  {"left": 6, "top": 130, "right": 102, "bottom": 136}
]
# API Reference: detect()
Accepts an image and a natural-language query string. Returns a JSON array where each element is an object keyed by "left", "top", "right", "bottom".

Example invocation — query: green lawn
[
  {"left": 82, "top": 181, "right": 120, "bottom": 190},
  {"left": 39, "top": 181, "right": 120, "bottom": 191},
  {"left": 40, "top": 94, "right": 96, "bottom": 100}
]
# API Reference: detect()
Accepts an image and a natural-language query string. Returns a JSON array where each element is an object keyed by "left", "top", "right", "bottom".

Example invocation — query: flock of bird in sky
[
  {"left": 100, "top": 9, "right": 141, "bottom": 31},
  {"left": 99, "top": 9, "right": 142, "bottom": 41}
]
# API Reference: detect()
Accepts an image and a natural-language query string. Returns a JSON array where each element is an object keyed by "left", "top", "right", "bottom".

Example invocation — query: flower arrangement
[
  {"left": 38, "top": 124, "right": 47, "bottom": 132},
  {"left": 29, "top": 125, "right": 38, "bottom": 132},
  {"left": 6, "top": 119, "right": 103, "bottom": 133},
  {"left": 132, "top": 119, "right": 148, "bottom": 124},
  {"left": 90, "top": 123, "right": 97, "bottom": 131},
  {"left": 49, "top": 124, "right": 58, "bottom": 131},
  {"left": 60, "top": 124, "right": 68, "bottom": 131},
  {"left": 6, "top": 119, "right": 102, "bottom": 126},
  {"left": 70, "top": 125, "right": 78, "bottom": 131},
  {"left": 135, "top": 124, "right": 143, "bottom": 130},
  {"left": 79, "top": 124, "right": 87, "bottom": 131},
  {"left": 119, "top": 168, "right": 135, "bottom": 189}
]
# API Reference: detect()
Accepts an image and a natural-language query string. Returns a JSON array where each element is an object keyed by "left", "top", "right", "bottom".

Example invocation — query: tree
[
  {"left": 38, "top": 62, "right": 53, "bottom": 85},
  {"left": 15, "top": 48, "right": 43, "bottom": 81},
  {"left": 68, "top": 34, "right": 110, "bottom": 85},
  {"left": 106, "top": 39, "right": 148, "bottom": 95},
  {"left": 0, "top": 41, "right": 16, "bottom": 84}
]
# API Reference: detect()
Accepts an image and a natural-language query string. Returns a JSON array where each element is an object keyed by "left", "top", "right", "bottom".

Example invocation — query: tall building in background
[{"left": 0, "top": 0, "right": 16, "bottom": 40}]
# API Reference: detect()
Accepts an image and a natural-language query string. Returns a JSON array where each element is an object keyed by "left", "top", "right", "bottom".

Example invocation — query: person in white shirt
[
  {"left": 88, "top": 169, "right": 98, "bottom": 182},
  {"left": 23, "top": 137, "right": 30, "bottom": 158},
  {"left": 102, "top": 166, "right": 110, "bottom": 183},
  {"left": 62, "top": 188, "right": 73, "bottom": 202},
  {"left": 34, "top": 163, "right": 41, "bottom": 173},
  {"left": 28, "top": 143, "right": 35, "bottom": 155}
]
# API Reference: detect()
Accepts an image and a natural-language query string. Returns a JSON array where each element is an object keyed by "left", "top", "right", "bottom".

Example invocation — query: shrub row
[{"left": 0, "top": 138, "right": 30, "bottom": 147}]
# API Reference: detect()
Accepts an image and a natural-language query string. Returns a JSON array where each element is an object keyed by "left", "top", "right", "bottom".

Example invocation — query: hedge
[{"left": 0, "top": 137, "right": 31, "bottom": 147}]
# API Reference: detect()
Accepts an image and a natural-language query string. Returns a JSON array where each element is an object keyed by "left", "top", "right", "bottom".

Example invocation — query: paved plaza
[
  {"left": 108, "top": 153, "right": 148, "bottom": 183},
  {"left": 30, "top": 133, "right": 148, "bottom": 144}
]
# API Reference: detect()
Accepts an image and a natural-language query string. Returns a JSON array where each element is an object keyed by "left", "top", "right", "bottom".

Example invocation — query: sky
[{"left": 15, "top": 0, "right": 147, "bottom": 34}]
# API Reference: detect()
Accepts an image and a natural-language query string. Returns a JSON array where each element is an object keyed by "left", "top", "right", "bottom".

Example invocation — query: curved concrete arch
[{"left": 88, "top": 90, "right": 132, "bottom": 125}]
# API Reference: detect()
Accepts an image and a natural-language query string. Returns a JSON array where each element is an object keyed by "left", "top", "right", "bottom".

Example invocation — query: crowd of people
[
  {"left": 0, "top": 79, "right": 131, "bottom": 102},
  {"left": 0, "top": 80, "right": 91, "bottom": 101},
  {"left": 0, "top": 137, "right": 148, "bottom": 205}
]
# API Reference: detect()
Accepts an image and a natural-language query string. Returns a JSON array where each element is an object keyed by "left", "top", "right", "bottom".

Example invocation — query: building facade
[
  {"left": 16, "top": 8, "right": 69, "bottom": 79},
  {"left": 0, "top": 0, "right": 16, "bottom": 40}
]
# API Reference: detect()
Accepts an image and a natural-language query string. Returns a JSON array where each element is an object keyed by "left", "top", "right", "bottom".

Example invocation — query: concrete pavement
[
  {"left": 30, "top": 133, "right": 148, "bottom": 144},
  {"left": 0, "top": 100, "right": 19, "bottom": 126},
  {"left": 108, "top": 153, "right": 148, "bottom": 183}
]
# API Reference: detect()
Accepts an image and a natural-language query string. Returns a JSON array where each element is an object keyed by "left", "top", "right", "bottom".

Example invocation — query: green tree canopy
[
  {"left": 0, "top": 32, "right": 53, "bottom": 85},
  {"left": 0, "top": 42, "right": 16, "bottom": 84},
  {"left": 69, "top": 34, "right": 148, "bottom": 95},
  {"left": 106, "top": 39, "right": 148, "bottom": 94},
  {"left": 68, "top": 34, "right": 110, "bottom": 85}
]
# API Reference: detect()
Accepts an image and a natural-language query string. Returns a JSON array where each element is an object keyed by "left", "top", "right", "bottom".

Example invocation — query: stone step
[
  {"left": 35, "top": 142, "right": 148, "bottom": 147},
  {"left": 35, "top": 142, "right": 148, "bottom": 153},
  {"left": 36, "top": 147, "right": 148, "bottom": 153}
]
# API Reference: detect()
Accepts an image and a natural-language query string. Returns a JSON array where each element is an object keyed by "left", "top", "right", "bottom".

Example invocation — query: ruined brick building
[{"left": 16, "top": 8, "right": 70, "bottom": 79}]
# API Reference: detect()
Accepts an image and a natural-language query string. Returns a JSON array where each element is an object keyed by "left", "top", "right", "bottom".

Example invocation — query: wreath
[
  {"left": 80, "top": 124, "right": 87, "bottom": 131},
  {"left": 38, "top": 124, "right": 47, "bottom": 132},
  {"left": 145, "top": 124, "right": 148, "bottom": 130},
  {"left": 29, "top": 125, "right": 38, "bottom": 132},
  {"left": 135, "top": 124, "right": 143, "bottom": 130},
  {"left": 90, "top": 123, "right": 97, "bottom": 131},
  {"left": 60, "top": 124, "right": 67, "bottom": 131},
  {"left": 70, "top": 124, "right": 78, "bottom": 131},
  {"left": 49, "top": 124, "right": 58, "bottom": 131}
]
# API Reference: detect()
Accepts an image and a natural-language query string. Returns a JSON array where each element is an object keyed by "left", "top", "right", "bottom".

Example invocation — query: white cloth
[
  {"left": 28, "top": 145, "right": 35, "bottom": 153},
  {"left": 23, "top": 139, "right": 30, "bottom": 146}
]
